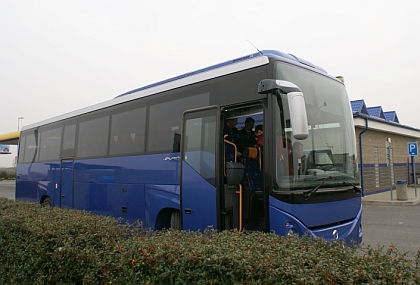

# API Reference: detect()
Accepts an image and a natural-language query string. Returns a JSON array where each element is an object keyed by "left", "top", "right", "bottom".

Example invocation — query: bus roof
[
  {"left": 116, "top": 50, "right": 328, "bottom": 98},
  {"left": 21, "top": 50, "right": 330, "bottom": 131}
]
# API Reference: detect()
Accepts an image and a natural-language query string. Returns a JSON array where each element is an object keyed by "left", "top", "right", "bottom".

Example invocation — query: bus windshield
[{"left": 274, "top": 62, "right": 359, "bottom": 191}]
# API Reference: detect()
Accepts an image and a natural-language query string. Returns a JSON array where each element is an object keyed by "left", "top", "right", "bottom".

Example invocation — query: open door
[{"left": 180, "top": 106, "right": 220, "bottom": 231}]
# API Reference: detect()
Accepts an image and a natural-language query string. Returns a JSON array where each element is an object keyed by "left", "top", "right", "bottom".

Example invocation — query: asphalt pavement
[{"left": 0, "top": 180, "right": 15, "bottom": 200}]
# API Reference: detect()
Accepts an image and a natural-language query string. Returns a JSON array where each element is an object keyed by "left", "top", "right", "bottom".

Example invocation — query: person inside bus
[
  {"left": 255, "top": 124, "right": 263, "bottom": 148},
  {"left": 237, "top": 117, "right": 262, "bottom": 193},
  {"left": 236, "top": 117, "right": 256, "bottom": 154},
  {"left": 223, "top": 117, "right": 239, "bottom": 143},
  {"left": 289, "top": 141, "right": 304, "bottom": 175},
  {"left": 223, "top": 117, "right": 241, "bottom": 159}
]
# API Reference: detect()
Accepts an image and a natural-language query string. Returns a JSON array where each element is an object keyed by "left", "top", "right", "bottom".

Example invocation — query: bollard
[{"left": 396, "top": 180, "right": 408, "bottom": 201}]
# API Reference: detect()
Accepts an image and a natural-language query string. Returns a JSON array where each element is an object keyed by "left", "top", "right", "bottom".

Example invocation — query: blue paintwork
[
  {"left": 17, "top": 153, "right": 362, "bottom": 240},
  {"left": 145, "top": 185, "right": 180, "bottom": 228},
  {"left": 311, "top": 207, "right": 362, "bottom": 244},
  {"left": 60, "top": 160, "right": 73, "bottom": 208},
  {"left": 16, "top": 153, "right": 183, "bottom": 227},
  {"left": 269, "top": 195, "right": 360, "bottom": 228},
  {"left": 269, "top": 196, "right": 362, "bottom": 244},
  {"left": 16, "top": 162, "right": 60, "bottom": 203},
  {"left": 181, "top": 161, "right": 217, "bottom": 231}
]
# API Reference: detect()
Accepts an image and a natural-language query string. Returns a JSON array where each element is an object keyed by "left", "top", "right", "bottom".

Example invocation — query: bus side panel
[
  {"left": 145, "top": 185, "right": 180, "bottom": 229},
  {"left": 181, "top": 162, "right": 217, "bottom": 231},
  {"left": 108, "top": 183, "right": 146, "bottom": 224},
  {"left": 73, "top": 181, "right": 108, "bottom": 215},
  {"left": 37, "top": 180, "right": 56, "bottom": 204},
  {"left": 70, "top": 155, "right": 179, "bottom": 222},
  {"left": 18, "top": 154, "right": 181, "bottom": 223},
  {"left": 16, "top": 162, "right": 60, "bottom": 203},
  {"left": 16, "top": 168, "right": 38, "bottom": 202},
  {"left": 71, "top": 182, "right": 145, "bottom": 222},
  {"left": 72, "top": 155, "right": 179, "bottom": 185}
]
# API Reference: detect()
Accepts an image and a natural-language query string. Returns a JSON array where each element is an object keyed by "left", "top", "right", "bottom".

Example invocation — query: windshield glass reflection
[{"left": 274, "top": 62, "right": 359, "bottom": 191}]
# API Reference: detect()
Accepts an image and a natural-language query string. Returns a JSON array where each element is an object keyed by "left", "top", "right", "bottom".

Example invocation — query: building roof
[
  {"left": 351, "top": 99, "right": 401, "bottom": 124},
  {"left": 350, "top": 99, "right": 369, "bottom": 115},
  {"left": 366, "top": 106, "right": 386, "bottom": 120},
  {"left": 350, "top": 99, "right": 420, "bottom": 134},
  {"left": 383, "top": 111, "right": 399, "bottom": 123}
]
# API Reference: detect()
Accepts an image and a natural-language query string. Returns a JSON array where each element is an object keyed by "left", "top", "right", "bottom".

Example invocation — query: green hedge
[
  {"left": 0, "top": 170, "right": 15, "bottom": 180},
  {"left": 0, "top": 197, "right": 419, "bottom": 284}
]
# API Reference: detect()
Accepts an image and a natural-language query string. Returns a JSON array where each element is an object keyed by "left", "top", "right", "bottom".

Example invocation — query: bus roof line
[
  {"left": 116, "top": 52, "right": 267, "bottom": 98},
  {"left": 22, "top": 55, "right": 269, "bottom": 131},
  {"left": 22, "top": 50, "right": 333, "bottom": 131},
  {"left": 117, "top": 50, "right": 328, "bottom": 98}
]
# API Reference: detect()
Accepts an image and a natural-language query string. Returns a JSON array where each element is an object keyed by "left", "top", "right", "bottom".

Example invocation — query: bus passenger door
[
  {"left": 181, "top": 106, "right": 220, "bottom": 231},
  {"left": 60, "top": 158, "right": 74, "bottom": 209}
]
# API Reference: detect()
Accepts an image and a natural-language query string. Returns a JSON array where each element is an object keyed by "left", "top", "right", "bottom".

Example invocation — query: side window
[
  {"left": 183, "top": 110, "right": 217, "bottom": 186},
  {"left": 147, "top": 92, "right": 209, "bottom": 153},
  {"left": 23, "top": 130, "right": 39, "bottom": 163},
  {"left": 62, "top": 123, "right": 77, "bottom": 158},
  {"left": 110, "top": 106, "right": 146, "bottom": 156},
  {"left": 77, "top": 114, "right": 109, "bottom": 158},
  {"left": 39, "top": 125, "right": 62, "bottom": 161},
  {"left": 17, "top": 134, "right": 26, "bottom": 164}
]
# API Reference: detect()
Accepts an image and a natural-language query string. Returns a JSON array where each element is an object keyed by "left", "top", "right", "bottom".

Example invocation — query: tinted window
[
  {"left": 147, "top": 92, "right": 209, "bottom": 153},
  {"left": 17, "top": 135, "right": 26, "bottom": 163},
  {"left": 23, "top": 130, "right": 39, "bottom": 163},
  {"left": 39, "top": 126, "right": 62, "bottom": 161},
  {"left": 110, "top": 106, "right": 146, "bottom": 156},
  {"left": 62, "top": 123, "right": 76, "bottom": 158},
  {"left": 183, "top": 112, "right": 217, "bottom": 186},
  {"left": 77, "top": 115, "right": 109, "bottom": 158}
]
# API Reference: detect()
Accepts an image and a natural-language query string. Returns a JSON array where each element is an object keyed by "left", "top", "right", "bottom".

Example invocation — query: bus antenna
[{"left": 247, "top": 40, "right": 263, "bottom": 55}]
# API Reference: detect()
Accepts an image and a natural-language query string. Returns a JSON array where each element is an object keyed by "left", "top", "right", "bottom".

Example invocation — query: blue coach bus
[{"left": 16, "top": 50, "right": 362, "bottom": 244}]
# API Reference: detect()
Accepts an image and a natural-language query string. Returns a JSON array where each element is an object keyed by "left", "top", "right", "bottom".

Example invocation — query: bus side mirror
[
  {"left": 287, "top": 90, "right": 308, "bottom": 140},
  {"left": 258, "top": 79, "right": 309, "bottom": 140},
  {"left": 226, "top": 162, "right": 245, "bottom": 185}
]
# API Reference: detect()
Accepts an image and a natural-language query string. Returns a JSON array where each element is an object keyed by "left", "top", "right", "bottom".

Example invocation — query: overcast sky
[{"left": 1, "top": 1, "right": 419, "bottom": 167}]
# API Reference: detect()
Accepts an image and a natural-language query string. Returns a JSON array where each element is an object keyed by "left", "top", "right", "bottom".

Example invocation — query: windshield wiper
[
  {"left": 303, "top": 175, "right": 333, "bottom": 199},
  {"left": 341, "top": 182, "right": 362, "bottom": 194}
]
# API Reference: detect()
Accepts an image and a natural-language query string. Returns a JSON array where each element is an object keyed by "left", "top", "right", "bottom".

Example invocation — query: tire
[{"left": 170, "top": 210, "right": 181, "bottom": 230}]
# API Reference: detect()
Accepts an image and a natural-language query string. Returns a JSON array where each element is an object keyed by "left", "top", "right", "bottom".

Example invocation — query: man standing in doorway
[
  {"left": 224, "top": 117, "right": 239, "bottom": 143},
  {"left": 236, "top": 117, "right": 256, "bottom": 154}
]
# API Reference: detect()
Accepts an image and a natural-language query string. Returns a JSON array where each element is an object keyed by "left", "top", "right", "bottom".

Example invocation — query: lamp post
[{"left": 18, "top": 117, "right": 24, "bottom": 131}]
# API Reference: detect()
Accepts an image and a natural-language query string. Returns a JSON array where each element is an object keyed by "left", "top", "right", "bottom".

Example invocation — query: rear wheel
[
  {"left": 170, "top": 210, "right": 181, "bottom": 230},
  {"left": 42, "top": 197, "right": 52, "bottom": 207}
]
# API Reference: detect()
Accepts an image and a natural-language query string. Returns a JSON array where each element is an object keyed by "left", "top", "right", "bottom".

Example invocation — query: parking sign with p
[{"left": 408, "top": 142, "right": 418, "bottom": 156}]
